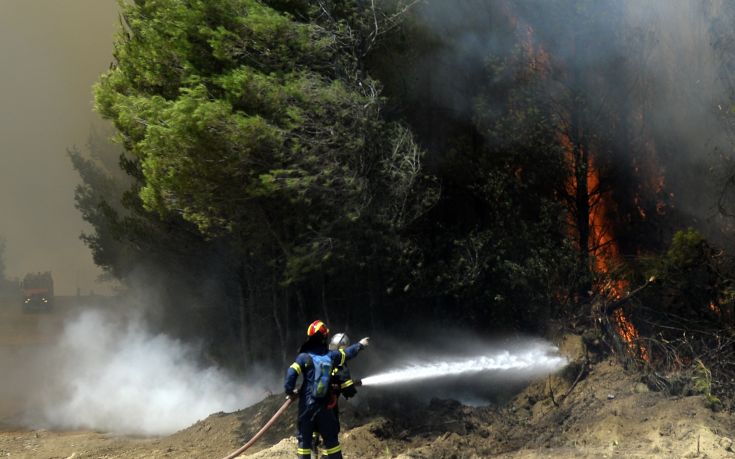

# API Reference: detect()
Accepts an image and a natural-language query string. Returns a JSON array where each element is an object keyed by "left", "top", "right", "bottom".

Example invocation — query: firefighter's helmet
[
  {"left": 329, "top": 332, "right": 350, "bottom": 350},
  {"left": 306, "top": 320, "right": 329, "bottom": 338}
]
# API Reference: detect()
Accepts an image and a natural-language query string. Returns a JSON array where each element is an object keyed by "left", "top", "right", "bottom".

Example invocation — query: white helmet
[{"left": 329, "top": 332, "right": 350, "bottom": 350}]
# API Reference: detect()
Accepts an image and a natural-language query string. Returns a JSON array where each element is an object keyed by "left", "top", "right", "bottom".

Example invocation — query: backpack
[{"left": 307, "top": 353, "right": 334, "bottom": 399}]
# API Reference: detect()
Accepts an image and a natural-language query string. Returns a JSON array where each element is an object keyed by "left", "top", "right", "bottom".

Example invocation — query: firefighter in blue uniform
[
  {"left": 327, "top": 332, "right": 359, "bottom": 418},
  {"left": 312, "top": 332, "right": 359, "bottom": 456},
  {"left": 284, "top": 320, "right": 369, "bottom": 459}
]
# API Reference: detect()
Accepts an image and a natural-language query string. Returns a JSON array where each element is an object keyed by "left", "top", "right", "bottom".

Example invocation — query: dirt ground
[{"left": 1, "top": 301, "right": 734, "bottom": 458}]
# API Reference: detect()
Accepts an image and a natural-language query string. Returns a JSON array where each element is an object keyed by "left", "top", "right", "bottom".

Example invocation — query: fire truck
[{"left": 21, "top": 271, "right": 54, "bottom": 312}]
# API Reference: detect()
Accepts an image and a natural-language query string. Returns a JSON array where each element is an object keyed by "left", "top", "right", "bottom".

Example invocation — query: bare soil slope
[{"left": 232, "top": 349, "right": 735, "bottom": 459}]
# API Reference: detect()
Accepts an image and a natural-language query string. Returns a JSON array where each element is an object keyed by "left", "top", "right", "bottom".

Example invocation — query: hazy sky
[{"left": 0, "top": 0, "right": 119, "bottom": 295}]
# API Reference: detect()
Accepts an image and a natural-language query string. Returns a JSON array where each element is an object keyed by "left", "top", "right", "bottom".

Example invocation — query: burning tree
[{"left": 80, "top": 0, "right": 735, "bottom": 385}]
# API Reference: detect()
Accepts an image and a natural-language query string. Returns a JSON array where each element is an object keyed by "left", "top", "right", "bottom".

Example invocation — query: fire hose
[{"left": 221, "top": 394, "right": 295, "bottom": 459}]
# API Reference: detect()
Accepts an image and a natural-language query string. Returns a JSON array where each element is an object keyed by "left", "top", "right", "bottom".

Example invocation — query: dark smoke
[{"left": 396, "top": 0, "right": 732, "bottom": 239}]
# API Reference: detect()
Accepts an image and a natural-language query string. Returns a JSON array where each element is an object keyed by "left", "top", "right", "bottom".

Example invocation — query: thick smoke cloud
[
  {"left": 621, "top": 2, "right": 730, "bottom": 222},
  {"left": 4, "top": 307, "right": 273, "bottom": 436},
  {"left": 40, "top": 309, "right": 268, "bottom": 435},
  {"left": 408, "top": 0, "right": 733, "bottom": 233}
]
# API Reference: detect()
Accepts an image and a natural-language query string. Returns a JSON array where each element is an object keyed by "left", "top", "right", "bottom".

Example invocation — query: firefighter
[
  {"left": 312, "top": 332, "right": 359, "bottom": 456},
  {"left": 328, "top": 333, "right": 360, "bottom": 415},
  {"left": 284, "top": 320, "right": 370, "bottom": 459}
]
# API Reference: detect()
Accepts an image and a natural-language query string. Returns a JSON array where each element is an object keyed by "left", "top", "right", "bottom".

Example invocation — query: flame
[
  {"left": 589, "top": 160, "right": 649, "bottom": 361},
  {"left": 588, "top": 166, "right": 627, "bottom": 297},
  {"left": 560, "top": 133, "right": 627, "bottom": 296},
  {"left": 589, "top": 171, "right": 650, "bottom": 360},
  {"left": 613, "top": 308, "right": 649, "bottom": 361},
  {"left": 709, "top": 300, "right": 721, "bottom": 316},
  {"left": 560, "top": 131, "right": 649, "bottom": 361}
]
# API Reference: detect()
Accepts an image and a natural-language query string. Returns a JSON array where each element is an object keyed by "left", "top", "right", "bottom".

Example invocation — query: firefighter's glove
[
  {"left": 342, "top": 385, "right": 357, "bottom": 399},
  {"left": 285, "top": 389, "right": 298, "bottom": 401},
  {"left": 359, "top": 337, "right": 370, "bottom": 348}
]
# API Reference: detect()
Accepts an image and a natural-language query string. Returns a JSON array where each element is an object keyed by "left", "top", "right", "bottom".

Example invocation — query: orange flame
[
  {"left": 613, "top": 308, "right": 649, "bottom": 361},
  {"left": 560, "top": 134, "right": 625, "bottom": 289},
  {"left": 560, "top": 135, "right": 648, "bottom": 361}
]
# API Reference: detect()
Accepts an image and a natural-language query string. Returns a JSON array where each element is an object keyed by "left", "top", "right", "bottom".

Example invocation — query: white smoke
[
  {"left": 361, "top": 340, "right": 566, "bottom": 386},
  {"left": 35, "top": 309, "right": 267, "bottom": 436}
]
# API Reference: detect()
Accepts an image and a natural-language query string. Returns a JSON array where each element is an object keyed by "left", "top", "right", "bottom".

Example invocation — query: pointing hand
[{"left": 359, "top": 337, "right": 370, "bottom": 348}]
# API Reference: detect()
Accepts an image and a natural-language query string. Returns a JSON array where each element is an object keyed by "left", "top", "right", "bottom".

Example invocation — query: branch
[{"left": 602, "top": 276, "right": 655, "bottom": 315}]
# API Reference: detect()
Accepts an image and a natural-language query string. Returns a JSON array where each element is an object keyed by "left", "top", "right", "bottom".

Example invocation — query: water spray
[
  {"left": 221, "top": 340, "right": 566, "bottom": 458},
  {"left": 360, "top": 342, "right": 567, "bottom": 387}
]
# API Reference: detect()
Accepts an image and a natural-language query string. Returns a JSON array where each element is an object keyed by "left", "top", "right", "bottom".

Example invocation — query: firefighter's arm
[
  {"left": 284, "top": 353, "right": 307, "bottom": 396},
  {"left": 330, "top": 338, "right": 369, "bottom": 369},
  {"left": 340, "top": 378, "right": 358, "bottom": 398},
  {"left": 334, "top": 366, "right": 357, "bottom": 398},
  {"left": 332, "top": 343, "right": 358, "bottom": 367},
  {"left": 339, "top": 371, "right": 357, "bottom": 398}
]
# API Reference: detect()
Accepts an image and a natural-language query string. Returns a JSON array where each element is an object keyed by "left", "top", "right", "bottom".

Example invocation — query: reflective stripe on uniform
[
  {"left": 323, "top": 444, "right": 342, "bottom": 455},
  {"left": 339, "top": 349, "right": 346, "bottom": 366},
  {"left": 297, "top": 447, "right": 311, "bottom": 455},
  {"left": 290, "top": 362, "right": 302, "bottom": 375},
  {"left": 340, "top": 379, "right": 354, "bottom": 389}
]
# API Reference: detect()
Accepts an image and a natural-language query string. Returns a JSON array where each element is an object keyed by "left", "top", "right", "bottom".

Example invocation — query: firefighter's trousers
[{"left": 296, "top": 406, "right": 342, "bottom": 459}]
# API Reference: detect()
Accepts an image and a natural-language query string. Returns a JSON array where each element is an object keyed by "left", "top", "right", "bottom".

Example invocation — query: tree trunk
[
  {"left": 320, "top": 271, "right": 331, "bottom": 325},
  {"left": 367, "top": 266, "right": 378, "bottom": 334},
  {"left": 295, "top": 288, "right": 307, "bottom": 326},
  {"left": 569, "top": 30, "right": 593, "bottom": 299},
  {"left": 272, "top": 271, "right": 287, "bottom": 366},
  {"left": 573, "top": 136, "right": 590, "bottom": 270},
  {"left": 238, "top": 262, "right": 251, "bottom": 369},
  {"left": 284, "top": 286, "right": 292, "bottom": 359},
  {"left": 247, "top": 272, "right": 258, "bottom": 363}
]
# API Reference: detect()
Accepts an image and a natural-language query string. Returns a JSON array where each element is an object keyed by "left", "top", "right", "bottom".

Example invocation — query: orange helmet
[{"left": 306, "top": 320, "right": 329, "bottom": 338}]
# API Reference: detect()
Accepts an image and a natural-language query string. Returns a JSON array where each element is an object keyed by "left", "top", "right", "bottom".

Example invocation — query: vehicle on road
[{"left": 21, "top": 271, "right": 54, "bottom": 312}]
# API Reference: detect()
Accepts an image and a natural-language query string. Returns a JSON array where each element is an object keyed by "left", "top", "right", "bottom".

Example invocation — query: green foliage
[
  {"left": 693, "top": 359, "right": 722, "bottom": 410},
  {"left": 639, "top": 228, "right": 722, "bottom": 317},
  {"left": 69, "top": 127, "right": 211, "bottom": 281},
  {"left": 662, "top": 228, "right": 708, "bottom": 269},
  {"left": 97, "top": 0, "right": 431, "bottom": 267},
  {"left": 92, "top": 0, "right": 439, "bottom": 362},
  {"left": 71, "top": 126, "right": 246, "bottom": 366}
]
